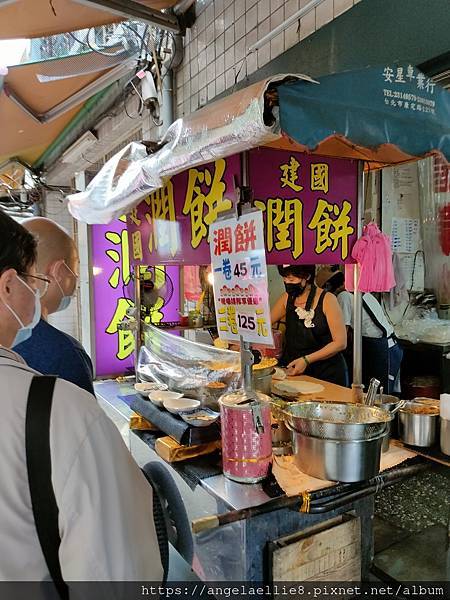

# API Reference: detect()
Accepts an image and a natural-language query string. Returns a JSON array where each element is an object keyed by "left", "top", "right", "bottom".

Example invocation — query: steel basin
[
  {"left": 289, "top": 427, "right": 386, "bottom": 482},
  {"left": 283, "top": 401, "right": 391, "bottom": 441}
]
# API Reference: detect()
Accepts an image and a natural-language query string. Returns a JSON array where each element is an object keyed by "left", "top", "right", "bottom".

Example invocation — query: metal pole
[
  {"left": 134, "top": 264, "right": 141, "bottom": 383},
  {"left": 352, "top": 162, "right": 365, "bottom": 389},
  {"left": 240, "top": 151, "right": 254, "bottom": 392}
]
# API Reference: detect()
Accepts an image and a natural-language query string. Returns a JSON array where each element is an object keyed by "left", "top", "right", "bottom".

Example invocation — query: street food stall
[{"left": 71, "top": 67, "right": 450, "bottom": 582}]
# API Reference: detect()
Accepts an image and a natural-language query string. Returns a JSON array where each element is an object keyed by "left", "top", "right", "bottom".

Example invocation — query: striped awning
[{"left": 0, "top": 0, "right": 179, "bottom": 39}]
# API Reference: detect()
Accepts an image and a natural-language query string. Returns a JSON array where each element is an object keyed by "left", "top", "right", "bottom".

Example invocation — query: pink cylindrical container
[{"left": 219, "top": 390, "right": 272, "bottom": 483}]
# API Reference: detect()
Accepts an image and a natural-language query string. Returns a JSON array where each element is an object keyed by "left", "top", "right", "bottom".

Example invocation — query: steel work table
[{"left": 95, "top": 379, "right": 376, "bottom": 581}]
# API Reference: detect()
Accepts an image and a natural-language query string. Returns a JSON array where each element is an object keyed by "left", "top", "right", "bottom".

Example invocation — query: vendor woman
[{"left": 271, "top": 264, "right": 348, "bottom": 386}]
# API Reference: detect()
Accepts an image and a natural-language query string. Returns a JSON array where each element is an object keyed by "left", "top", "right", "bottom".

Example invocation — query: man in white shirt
[
  {"left": 319, "top": 269, "right": 403, "bottom": 393},
  {"left": 0, "top": 210, "right": 163, "bottom": 587}
]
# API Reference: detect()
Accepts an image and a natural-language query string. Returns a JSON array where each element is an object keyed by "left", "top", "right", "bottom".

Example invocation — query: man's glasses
[{"left": 18, "top": 273, "right": 51, "bottom": 298}]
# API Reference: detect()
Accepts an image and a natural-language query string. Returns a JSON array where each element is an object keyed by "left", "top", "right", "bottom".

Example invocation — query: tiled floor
[
  {"left": 374, "top": 465, "right": 450, "bottom": 580},
  {"left": 374, "top": 466, "right": 450, "bottom": 533}
]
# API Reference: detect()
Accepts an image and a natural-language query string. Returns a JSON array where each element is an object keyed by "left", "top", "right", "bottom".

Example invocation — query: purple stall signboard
[
  {"left": 127, "top": 150, "right": 358, "bottom": 265},
  {"left": 127, "top": 155, "right": 240, "bottom": 265},
  {"left": 91, "top": 218, "right": 181, "bottom": 377},
  {"left": 249, "top": 148, "right": 358, "bottom": 264},
  {"left": 91, "top": 216, "right": 135, "bottom": 377}
]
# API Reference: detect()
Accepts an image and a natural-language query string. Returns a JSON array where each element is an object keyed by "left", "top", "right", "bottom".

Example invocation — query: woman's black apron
[{"left": 281, "top": 289, "right": 348, "bottom": 386}]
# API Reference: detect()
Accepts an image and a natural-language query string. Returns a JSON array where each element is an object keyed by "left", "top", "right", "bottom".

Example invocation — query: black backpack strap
[{"left": 26, "top": 376, "right": 69, "bottom": 600}]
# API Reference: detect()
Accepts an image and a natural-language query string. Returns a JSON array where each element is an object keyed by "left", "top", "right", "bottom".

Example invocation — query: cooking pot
[
  {"left": 287, "top": 424, "right": 385, "bottom": 482},
  {"left": 252, "top": 367, "right": 275, "bottom": 395},
  {"left": 399, "top": 401, "right": 439, "bottom": 447}
]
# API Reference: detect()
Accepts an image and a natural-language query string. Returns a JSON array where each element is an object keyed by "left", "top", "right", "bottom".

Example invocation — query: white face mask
[
  {"left": 54, "top": 262, "right": 78, "bottom": 313},
  {"left": 3, "top": 275, "right": 41, "bottom": 347}
]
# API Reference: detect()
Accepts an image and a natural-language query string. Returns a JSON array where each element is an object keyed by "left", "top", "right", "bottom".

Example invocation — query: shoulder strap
[
  {"left": 316, "top": 289, "right": 327, "bottom": 310},
  {"left": 26, "top": 376, "right": 69, "bottom": 600},
  {"left": 362, "top": 295, "right": 388, "bottom": 337}
]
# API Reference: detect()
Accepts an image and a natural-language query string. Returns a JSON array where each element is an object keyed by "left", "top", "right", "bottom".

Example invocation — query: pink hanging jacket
[{"left": 345, "top": 222, "right": 396, "bottom": 292}]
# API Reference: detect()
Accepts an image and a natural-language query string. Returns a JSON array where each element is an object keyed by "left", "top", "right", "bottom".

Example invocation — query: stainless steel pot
[
  {"left": 288, "top": 426, "right": 386, "bottom": 482},
  {"left": 283, "top": 401, "right": 391, "bottom": 441},
  {"left": 399, "top": 402, "right": 439, "bottom": 447},
  {"left": 440, "top": 418, "right": 450, "bottom": 456},
  {"left": 252, "top": 368, "right": 275, "bottom": 395}
]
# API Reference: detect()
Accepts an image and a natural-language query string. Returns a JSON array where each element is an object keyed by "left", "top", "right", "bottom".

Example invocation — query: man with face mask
[
  {"left": 0, "top": 210, "right": 163, "bottom": 585},
  {"left": 14, "top": 217, "right": 94, "bottom": 395}
]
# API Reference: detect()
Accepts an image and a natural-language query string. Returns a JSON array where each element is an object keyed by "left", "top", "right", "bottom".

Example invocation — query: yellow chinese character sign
[
  {"left": 249, "top": 148, "right": 357, "bottom": 263},
  {"left": 126, "top": 155, "right": 240, "bottom": 265},
  {"left": 91, "top": 217, "right": 135, "bottom": 376},
  {"left": 126, "top": 150, "right": 357, "bottom": 265},
  {"left": 210, "top": 212, "right": 273, "bottom": 346}
]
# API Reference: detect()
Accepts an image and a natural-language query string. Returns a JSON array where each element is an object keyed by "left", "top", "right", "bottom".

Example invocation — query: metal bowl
[{"left": 283, "top": 401, "right": 392, "bottom": 441}]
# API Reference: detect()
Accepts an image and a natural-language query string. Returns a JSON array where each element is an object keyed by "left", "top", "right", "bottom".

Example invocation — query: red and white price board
[{"left": 209, "top": 211, "right": 274, "bottom": 346}]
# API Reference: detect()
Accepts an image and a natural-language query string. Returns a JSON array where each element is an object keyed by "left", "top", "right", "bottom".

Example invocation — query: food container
[
  {"left": 440, "top": 418, "right": 450, "bottom": 456},
  {"left": 252, "top": 367, "right": 275, "bottom": 395},
  {"left": 220, "top": 390, "right": 272, "bottom": 483},
  {"left": 289, "top": 427, "right": 386, "bottom": 482},
  {"left": 399, "top": 401, "right": 440, "bottom": 447},
  {"left": 282, "top": 402, "right": 391, "bottom": 441}
]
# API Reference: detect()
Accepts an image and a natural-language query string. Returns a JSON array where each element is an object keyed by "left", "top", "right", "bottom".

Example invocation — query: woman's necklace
[{"left": 294, "top": 286, "right": 316, "bottom": 328}]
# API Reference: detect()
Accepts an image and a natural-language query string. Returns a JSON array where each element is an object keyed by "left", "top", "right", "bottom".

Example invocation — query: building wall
[{"left": 175, "top": 0, "right": 360, "bottom": 118}]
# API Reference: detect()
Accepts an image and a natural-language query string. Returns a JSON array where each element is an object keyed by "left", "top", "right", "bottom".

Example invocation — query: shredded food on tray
[
  {"left": 403, "top": 405, "right": 439, "bottom": 415},
  {"left": 208, "top": 357, "right": 277, "bottom": 372}
]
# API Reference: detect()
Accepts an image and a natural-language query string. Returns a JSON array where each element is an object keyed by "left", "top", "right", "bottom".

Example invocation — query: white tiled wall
[{"left": 175, "top": 0, "right": 360, "bottom": 118}]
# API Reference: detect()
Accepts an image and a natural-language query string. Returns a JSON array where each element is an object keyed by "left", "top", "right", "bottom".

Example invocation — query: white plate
[
  {"left": 149, "top": 390, "right": 184, "bottom": 407},
  {"left": 163, "top": 397, "right": 201, "bottom": 414},
  {"left": 274, "top": 380, "right": 325, "bottom": 395}
]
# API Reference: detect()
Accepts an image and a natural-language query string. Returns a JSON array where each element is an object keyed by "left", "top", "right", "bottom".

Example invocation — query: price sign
[{"left": 209, "top": 211, "right": 273, "bottom": 346}]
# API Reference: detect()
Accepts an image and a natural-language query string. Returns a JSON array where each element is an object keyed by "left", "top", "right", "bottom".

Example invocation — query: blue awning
[{"left": 278, "top": 65, "right": 450, "bottom": 166}]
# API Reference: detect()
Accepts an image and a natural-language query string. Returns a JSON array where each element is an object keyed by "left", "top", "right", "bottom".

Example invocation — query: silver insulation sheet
[{"left": 67, "top": 74, "right": 312, "bottom": 223}]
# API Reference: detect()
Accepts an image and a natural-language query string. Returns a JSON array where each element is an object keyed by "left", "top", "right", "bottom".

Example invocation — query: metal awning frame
[
  {"left": 3, "top": 59, "right": 136, "bottom": 125},
  {"left": 73, "top": 0, "right": 180, "bottom": 32}
]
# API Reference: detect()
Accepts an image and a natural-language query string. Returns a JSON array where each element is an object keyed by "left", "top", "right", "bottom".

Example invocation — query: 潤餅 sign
[{"left": 209, "top": 211, "right": 273, "bottom": 346}]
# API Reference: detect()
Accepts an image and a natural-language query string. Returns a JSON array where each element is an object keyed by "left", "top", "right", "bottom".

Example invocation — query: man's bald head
[
  {"left": 22, "top": 217, "right": 78, "bottom": 273},
  {"left": 22, "top": 217, "right": 79, "bottom": 317}
]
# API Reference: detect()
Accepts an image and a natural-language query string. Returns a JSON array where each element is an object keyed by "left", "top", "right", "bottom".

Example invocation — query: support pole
[
  {"left": 352, "top": 162, "right": 365, "bottom": 389},
  {"left": 134, "top": 264, "right": 141, "bottom": 383},
  {"left": 240, "top": 150, "right": 254, "bottom": 391}
]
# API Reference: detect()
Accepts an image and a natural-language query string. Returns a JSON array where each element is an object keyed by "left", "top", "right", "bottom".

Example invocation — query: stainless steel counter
[
  {"left": 94, "top": 378, "right": 271, "bottom": 511},
  {"left": 94, "top": 378, "right": 375, "bottom": 581}
]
